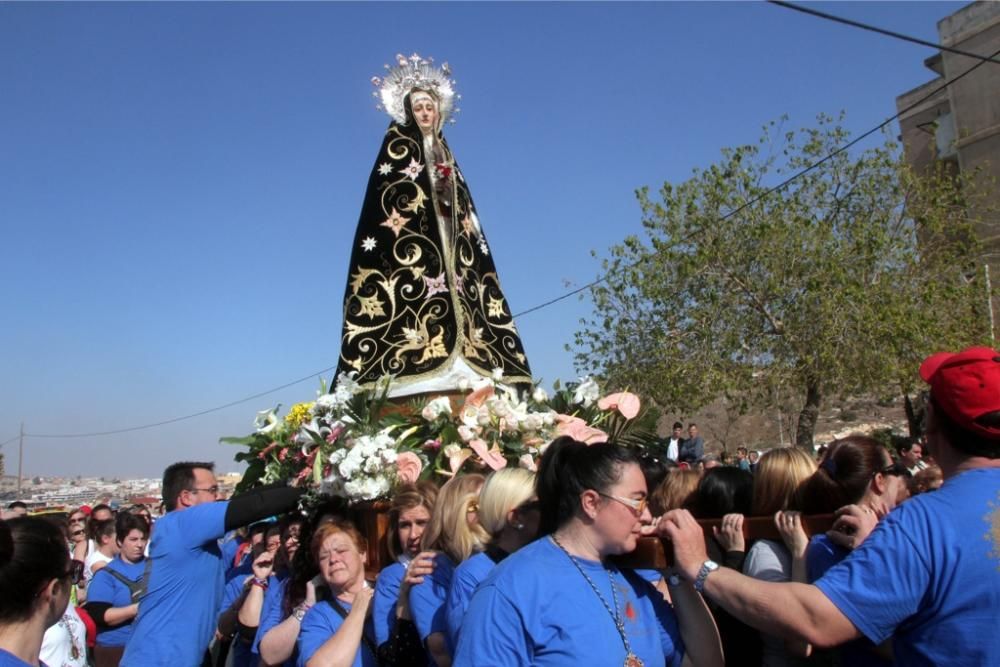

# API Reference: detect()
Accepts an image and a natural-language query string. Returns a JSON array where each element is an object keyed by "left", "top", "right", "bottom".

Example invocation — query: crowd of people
[{"left": 2, "top": 346, "right": 999, "bottom": 666}]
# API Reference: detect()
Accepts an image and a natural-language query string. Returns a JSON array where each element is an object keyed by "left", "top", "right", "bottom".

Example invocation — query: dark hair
[
  {"left": 895, "top": 438, "right": 919, "bottom": 456},
  {"left": 7, "top": 501, "right": 27, "bottom": 510},
  {"left": 115, "top": 512, "right": 150, "bottom": 544},
  {"left": 0, "top": 517, "right": 71, "bottom": 623},
  {"left": 537, "top": 437, "right": 640, "bottom": 535},
  {"left": 90, "top": 504, "right": 113, "bottom": 517},
  {"left": 162, "top": 461, "right": 214, "bottom": 511},
  {"left": 737, "top": 447, "right": 748, "bottom": 456},
  {"left": 672, "top": 422, "right": 684, "bottom": 430},
  {"left": 89, "top": 518, "right": 116, "bottom": 544},
  {"left": 638, "top": 452, "right": 671, "bottom": 497},
  {"left": 796, "top": 436, "right": 889, "bottom": 515},
  {"left": 283, "top": 498, "right": 351, "bottom": 616},
  {"left": 688, "top": 423, "right": 698, "bottom": 428},
  {"left": 930, "top": 396, "right": 1000, "bottom": 459},
  {"left": 386, "top": 482, "right": 438, "bottom": 561},
  {"left": 687, "top": 467, "right": 753, "bottom": 519}
]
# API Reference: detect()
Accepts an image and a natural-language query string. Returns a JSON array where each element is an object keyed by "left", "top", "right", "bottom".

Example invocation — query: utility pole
[{"left": 17, "top": 422, "right": 24, "bottom": 500}]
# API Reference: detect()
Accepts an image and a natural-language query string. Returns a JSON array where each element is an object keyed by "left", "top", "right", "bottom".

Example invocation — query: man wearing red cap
[{"left": 655, "top": 346, "right": 1000, "bottom": 666}]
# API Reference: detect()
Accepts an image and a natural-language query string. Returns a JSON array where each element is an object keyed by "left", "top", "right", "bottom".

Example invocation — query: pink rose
[
  {"left": 555, "top": 414, "right": 608, "bottom": 444},
  {"left": 396, "top": 451, "right": 423, "bottom": 484},
  {"left": 597, "top": 391, "right": 642, "bottom": 419}
]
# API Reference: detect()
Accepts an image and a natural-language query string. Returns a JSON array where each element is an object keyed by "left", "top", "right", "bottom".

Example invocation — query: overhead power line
[
  {"left": 0, "top": 435, "right": 19, "bottom": 448},
  {"left": 768, "top": 1, "right": 1000, "bottom": 65},
  {"left": 24, "top": 365, "right": 337, "bottom": 439},
  {"left": 19, "top": 39, "right": 1000, "bottom": 443}
]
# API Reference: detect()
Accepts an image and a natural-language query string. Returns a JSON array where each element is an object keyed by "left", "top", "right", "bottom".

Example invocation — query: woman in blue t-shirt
[
  {"left": 83, "top": 512, "right": 149, "bottom": 667},
  {"left": 454, "top": 437, "right": 725, "bottom": 667},
  {"left": 445, "top": 467, "right": 538, "bottom": 647},
  {"left": 409, "top": 474, "right": 487, "bottom": 667},
  {"left": 0, "top": 517, "right": 81, "bottom": 667},
  {"left": 296, "top": 520, "right": 377, "bottom": 667}
]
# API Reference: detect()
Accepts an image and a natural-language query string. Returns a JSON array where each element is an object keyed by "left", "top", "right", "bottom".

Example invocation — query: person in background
[
  {"left": 0, "top": 517, "right": 82, "bottom": 667},
  {"left": 83, "top": 512, "right": 149, "bottom": 667},
  {"left": 735, "top": 447, "right": 751, "bottom": 472},
  {"left": 895, "top": 439, "right": 928, "bottom": 476},
  {"left": 650, "top": 468, "right": 701, "bottom": 516},
  {"left": 445, "top": 468, "right": 539, "bottom": 647},
  {"left": 679, "top": 423, "right": 705, "bottom": 465},
  {"left": 67, "top": 508, "right": 90, "bottom": 563},
  {"left": 410, "top": 474, "right": 487, "bottom": 667},
  {"left": 217, "top": 530, "right": 279, "bottom": 667},
  {"left": 120, "top": 462, "right": 303, "bottom": 667},
  {"left": 664, "top": 422, "right": 684, "bottom": 462},
  {"left": 83, "top": 519, "right": 118, "bottom": 585},
  {"left": 5, "top": 502, "right": 28, "bottom": 519},
  {"left": 910, "top": 464, "right": 943, "bottom": 494}
]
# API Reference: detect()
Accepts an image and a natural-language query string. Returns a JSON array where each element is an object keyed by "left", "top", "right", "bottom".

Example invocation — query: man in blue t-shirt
[
  {"left": 121, "top": 461, "right": 302, "bottom": 667},
  {"left": 660, "top": 346, "right": 1000, "bottom": 666}
]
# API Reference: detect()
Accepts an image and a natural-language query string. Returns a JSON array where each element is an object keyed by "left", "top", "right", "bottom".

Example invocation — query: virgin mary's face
[{"left": 411, "top": 96, "right": 438, "bottom": 133}]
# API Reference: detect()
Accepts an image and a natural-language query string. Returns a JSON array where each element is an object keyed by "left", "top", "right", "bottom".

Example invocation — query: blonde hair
[
  {"left": 650, "top": 469, "right": 700, "bottom": 515},
  {"left": 421, "top": 474, "right": 488, "bottom": 563},
  {"left": 752, "top": 447, "right": 816, "bottom": 516},
  {"left": 477, "top": 468, "right": 535, "bottom": 538}
]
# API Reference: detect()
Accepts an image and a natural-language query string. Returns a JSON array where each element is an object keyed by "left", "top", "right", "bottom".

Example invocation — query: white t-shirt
[
  {"left": 84, "top": 549, "right": 114, "bottom": 584},
  {"left": 40, "top": 604, "right": 87, "bottom": 667}
]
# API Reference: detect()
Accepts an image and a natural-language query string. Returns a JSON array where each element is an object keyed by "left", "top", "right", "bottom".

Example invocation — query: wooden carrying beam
[{"left": 614, "top": 514, "right": 835, "bottom": 569}]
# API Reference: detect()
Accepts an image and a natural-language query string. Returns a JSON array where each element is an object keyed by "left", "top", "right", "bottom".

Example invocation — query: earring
[{"left": 513, "top": 523, "right": 524, "bottom": 531}]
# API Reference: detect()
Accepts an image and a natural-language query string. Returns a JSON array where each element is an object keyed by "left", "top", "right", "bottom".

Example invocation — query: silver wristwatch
[
  {"left": 693, "top": 559, "right": 719, "bottom": 593},
  {"left": 292, "top": 604, "right": 310, "bottom": 622}
]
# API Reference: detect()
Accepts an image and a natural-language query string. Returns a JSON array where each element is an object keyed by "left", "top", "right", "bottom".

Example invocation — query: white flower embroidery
[
  {"left": 479, "top": 239, "right": 490, "bottom": 256},
  {"left": 399, "top": 158, "right": 424, "bottom": 180},
  {"left": 361, "top": 237, "right": 377, "bottom": 252},
  {"left": 377, "top": 162, "right": 393, "bottom": 176}
]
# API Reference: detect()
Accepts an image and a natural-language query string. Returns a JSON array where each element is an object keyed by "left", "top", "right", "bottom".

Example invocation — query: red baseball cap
[{"left": 920, "top": 346, "right": 1000, "bottom": 438}]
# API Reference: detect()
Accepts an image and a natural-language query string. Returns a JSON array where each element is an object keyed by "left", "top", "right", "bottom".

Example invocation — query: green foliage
[{"left": 574, "top": 113, "right": 994, "bottom": 446}]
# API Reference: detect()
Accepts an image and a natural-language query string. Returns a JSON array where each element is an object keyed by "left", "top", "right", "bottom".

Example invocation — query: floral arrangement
[{"left": 224, "top": 373, "right": 659, "bottom": 503}]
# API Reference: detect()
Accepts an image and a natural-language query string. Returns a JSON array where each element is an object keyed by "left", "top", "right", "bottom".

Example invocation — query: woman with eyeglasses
[
  {"left": 67, "top": 509, "right": 89, "bottom": 563},
  {"left": 0, "top": 516, "right": 84, "bottom": 667},
  {"left": 454, "top": 437, "right": 724, "bottom": 667},
  {"left": 409, "top": 474, "right": 487, "bottom": 667},
  {"left": 444, "top": 468, "right": 539, "bottom": 648}
]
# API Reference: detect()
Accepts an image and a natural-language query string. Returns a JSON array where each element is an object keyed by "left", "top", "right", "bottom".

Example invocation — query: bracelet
[{"left": 251, "top": 577, "right": 269, "bottom": 589}]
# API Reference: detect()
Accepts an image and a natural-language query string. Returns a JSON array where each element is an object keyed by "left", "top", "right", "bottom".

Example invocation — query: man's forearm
[{"left": 701, "top": 567, "right": 859, "bottom": 648}]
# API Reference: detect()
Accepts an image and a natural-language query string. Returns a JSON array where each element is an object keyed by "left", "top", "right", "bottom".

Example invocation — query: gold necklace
[{"left": 550, "top": 535, "right": 644, "bottom": 667}]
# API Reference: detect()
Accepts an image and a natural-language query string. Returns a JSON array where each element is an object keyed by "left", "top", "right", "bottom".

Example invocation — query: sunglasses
[
  {"left": 878, "top": 462, "right": 912, "bottom": 478},
  {"left": 64, "top": 560, "right": 84, "bottom": 586},
  {"left": 597, "top": 492, "right": 648, "bottom": 516}
]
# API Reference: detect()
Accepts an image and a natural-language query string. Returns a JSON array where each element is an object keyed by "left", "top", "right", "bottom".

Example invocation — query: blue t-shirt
[
  {"left": 251, "top": 572, "right": 294, "bottom": 666},
  {"left": 86, "top": 556, "right": 147, "bottom": 647},
  {"left": 297, "top": 600, "right": 377, "bottom": 667},
  {"left": 453, "top": 537, "right": 684, "bottom": 667},
  {"left": 373, "top": 561, "right": 405, "bottom": 646},
  {"left": 408, "top": 552, "right": 455, "bottom": 657},
  {"left": 217, "top": 575, "right": 260, "bottom": 667},
  {"left": 0, "top": 649, "right": 40, "bottom": 667},
  {"left": 220, "top": 531, "right": 246, "bottom": 579},
  {"left": 445, "top": 551, "right": 495, "bottom": 648},
  {"left": 815, "top": 468, "right": 1000, "bottom": 666},
  {"left": 121, "top": 501, "right": 229, "bottom": 667},
  {"left": 806, "top": 533, "right": 849, "bottom": 584}
]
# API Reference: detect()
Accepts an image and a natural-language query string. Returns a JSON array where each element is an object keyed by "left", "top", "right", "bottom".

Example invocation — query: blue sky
[{"left": 1, "top": 1, "right": 963, "bottom": 477}]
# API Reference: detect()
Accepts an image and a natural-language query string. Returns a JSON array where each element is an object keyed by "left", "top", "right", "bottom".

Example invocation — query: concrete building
[{"left": 896, "top": 2, "right": 1000, "bottom": 274}]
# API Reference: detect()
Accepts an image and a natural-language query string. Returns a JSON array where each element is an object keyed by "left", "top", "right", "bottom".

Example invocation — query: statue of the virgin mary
[{"left": 336, "top": 54, "right": 532, "bottom": 396}]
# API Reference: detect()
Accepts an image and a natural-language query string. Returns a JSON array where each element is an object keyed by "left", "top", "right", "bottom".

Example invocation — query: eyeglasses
[
  {"left": 877, "top": 463, "right": 912, "bottom": 479},
  {"left": 597, "top": 492, "right": 648, "bottom": 516},
  {"left": 189, "top": 486, "right": 219, "bottom": 495},
  {"left": 64, "top": 560, "right": 84, "bottom": 586}
]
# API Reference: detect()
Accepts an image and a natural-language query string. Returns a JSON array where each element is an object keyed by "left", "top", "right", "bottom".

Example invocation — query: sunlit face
[
  {"left": 411, "top": 95, "right": 438, "bottom": 133},
  {"left": 284, "top": 522, "right": 303, "bottom": 561},
  {"left": 92, "top": 509, "right": 113, "bottom": 522},
  {"left": 181, "top": 468, "right": 219, "bottom": 508},
  {"left": 900, "top": 444, "right": 922, "bottom": 468},
  {"left": 397, "top": 505, "right": 431, "bottom": 557},
  {"left": 689, "top": 425, "right": 699, "bottom": 438},
  {"left": 119, "top": 529, "right": 148, "bottom": 563},
  {"left": 593, "top": 463, "right": 651, "bottom": 555},
  {"left": 672, "top": 427, "right": 683, "bottom": 439},
  {"left": 316, "top": 532, "right": 366, "bottom": 593}
]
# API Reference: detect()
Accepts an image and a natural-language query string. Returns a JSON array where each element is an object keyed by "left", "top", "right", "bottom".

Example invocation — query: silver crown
[{"left": 371, "top": 53, "right": 460, "bottom": 126}]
